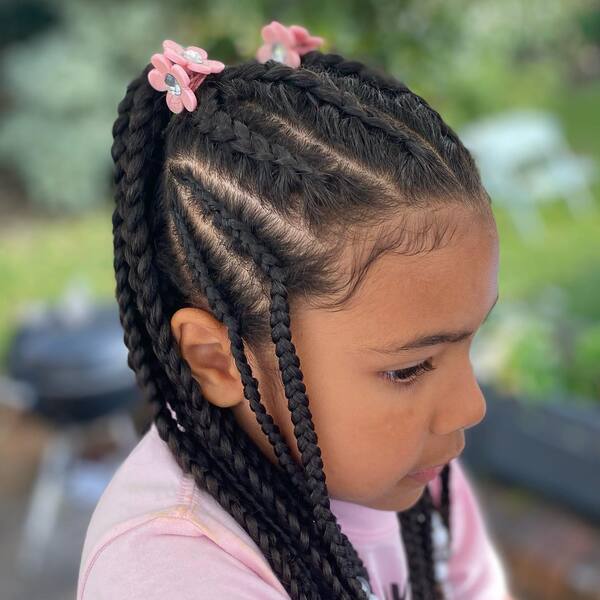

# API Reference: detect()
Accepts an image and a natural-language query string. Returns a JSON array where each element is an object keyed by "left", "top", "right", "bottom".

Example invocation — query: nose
[{"left": 430, "top": 365, "right": 487, "bottom": 436}]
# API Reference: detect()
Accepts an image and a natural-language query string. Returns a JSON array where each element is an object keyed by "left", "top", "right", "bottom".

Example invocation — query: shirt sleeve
[
  {"left": 78, "top": 521, "right": 291, "bottom": 600},
  {"left": 445, "top": 458, "right": 511, "bottom": 600}
]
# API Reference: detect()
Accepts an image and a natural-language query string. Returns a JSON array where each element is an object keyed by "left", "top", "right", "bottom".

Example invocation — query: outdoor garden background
[{"left": 0, "top": 1, "right": 599, "bottom": 599}]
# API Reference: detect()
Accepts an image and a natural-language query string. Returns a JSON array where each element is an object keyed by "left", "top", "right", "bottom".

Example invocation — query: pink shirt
[{"left": 77, "top": 422, "right": 510, "bottom": 599}]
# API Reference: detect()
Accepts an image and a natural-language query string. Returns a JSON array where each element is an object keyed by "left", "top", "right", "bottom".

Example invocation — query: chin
[
  {"left": 396, "top": 488, "right": 424, "bottom": 512},
  {"left": 370, "top": 485, "right": 424, "bottom": 512}
]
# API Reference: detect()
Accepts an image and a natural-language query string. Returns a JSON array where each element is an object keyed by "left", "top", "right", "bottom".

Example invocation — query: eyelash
[{"left": 380, "top": 359, "right": 436, "bottom": 388}]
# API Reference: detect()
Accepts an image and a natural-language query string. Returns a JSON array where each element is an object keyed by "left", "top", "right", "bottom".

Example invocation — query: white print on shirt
[{"left": 385, "top": 510, "right": 450, "bottom": 600}]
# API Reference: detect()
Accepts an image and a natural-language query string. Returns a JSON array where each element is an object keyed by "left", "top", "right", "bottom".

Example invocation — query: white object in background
[
  {"left": 460, "top": 109, "right": 597, "bottom": 240},
  {"left": 57, "top": 276, "right": 94, "bottom": 326}
]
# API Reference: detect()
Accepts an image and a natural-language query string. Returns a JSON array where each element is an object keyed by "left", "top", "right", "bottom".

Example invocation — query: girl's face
[{"left": 233, "top": 206, "right": 499, "bottom": 512}]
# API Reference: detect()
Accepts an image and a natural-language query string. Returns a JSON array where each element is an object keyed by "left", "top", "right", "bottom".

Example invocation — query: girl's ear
[{"left": 170, "top": 307, "right": 244, "bottom": 408}]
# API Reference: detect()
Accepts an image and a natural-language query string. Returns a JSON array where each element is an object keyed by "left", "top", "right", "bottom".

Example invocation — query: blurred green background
[{"left": 1, "top": 0, "right": 599, "bottom": 405}]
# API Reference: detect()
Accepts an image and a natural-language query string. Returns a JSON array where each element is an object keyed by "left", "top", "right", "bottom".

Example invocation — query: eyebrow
[{"left": 362, "top": 293, "right": 499, "bottom": 355}]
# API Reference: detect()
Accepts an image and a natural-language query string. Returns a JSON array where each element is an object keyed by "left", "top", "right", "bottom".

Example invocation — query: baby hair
[{"left": 111, "top": 43, "right": 492, "bottom": 600}]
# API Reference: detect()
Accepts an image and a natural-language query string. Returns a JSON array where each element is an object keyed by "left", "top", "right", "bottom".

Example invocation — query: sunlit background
[{"left": 1, "top": 1, "right": 599, "bottom": 599}]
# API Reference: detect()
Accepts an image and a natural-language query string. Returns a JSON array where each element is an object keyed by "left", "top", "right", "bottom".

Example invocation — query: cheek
[{"left": 309, "top": 377, "right": 430, "bottom": 503}]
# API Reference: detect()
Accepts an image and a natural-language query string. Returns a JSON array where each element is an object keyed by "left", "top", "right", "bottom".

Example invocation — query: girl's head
[{"left": 112, "top": 29, "right": 498, "bottom": 600}]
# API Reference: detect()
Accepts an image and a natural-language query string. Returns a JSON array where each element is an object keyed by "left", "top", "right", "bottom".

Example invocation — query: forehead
[{"left": 296, "top": 207, "right": 499, "bottom": 346}]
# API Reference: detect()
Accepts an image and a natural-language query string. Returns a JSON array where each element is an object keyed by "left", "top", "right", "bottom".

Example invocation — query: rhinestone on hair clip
[
  {"left": 147, "top": 39, "right": 225, "bottom": 114},
  {"left": 256, "top": 20, "right": 324, "bottom": 68}
]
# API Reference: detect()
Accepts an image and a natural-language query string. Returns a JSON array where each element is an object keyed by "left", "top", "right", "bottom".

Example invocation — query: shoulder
[
  {"left": 78, "top": 422, "right": 186, "bottom": 569},
  {"left": 77, "top": 423, "right": 289, "bottom": 599},
  {"left": 77, "top": 509, "right": 290, "bottom": 600}
]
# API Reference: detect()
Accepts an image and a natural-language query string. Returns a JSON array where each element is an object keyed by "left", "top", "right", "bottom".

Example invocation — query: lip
[
  {"left": 406, "top": 465, "right": 444, "bottom": 483},
  {"left": 406, "top": 449, "right": 463, "bottom": 484}
]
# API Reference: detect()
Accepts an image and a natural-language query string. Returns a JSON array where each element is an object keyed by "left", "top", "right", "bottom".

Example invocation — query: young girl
[{"left": 77, "top": 20, "right": 515, "bottom": 600}]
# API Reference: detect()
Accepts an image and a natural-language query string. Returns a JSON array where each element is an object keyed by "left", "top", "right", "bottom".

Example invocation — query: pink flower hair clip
[
  {"left": 256, "top": 20, "right": 324, "bottom": 68},
  {"left": 147, "top": 39, "right": 225, "bottom": 114}
]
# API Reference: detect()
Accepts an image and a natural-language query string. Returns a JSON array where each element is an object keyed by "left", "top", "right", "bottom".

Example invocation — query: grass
[
  {"left": 552, "top": 79, "right": 600, "bottom": 160},
  {"left": 494, "top": 193, "right": 600, "bottom": 315}
]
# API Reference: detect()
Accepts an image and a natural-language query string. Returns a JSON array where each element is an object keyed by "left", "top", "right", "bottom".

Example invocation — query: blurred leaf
[
  {"left": 499, "top": 319, "right": 567, "bottom": 400},
  {"left": 569, "top": 323, "right": 600, "bottom": 398}
]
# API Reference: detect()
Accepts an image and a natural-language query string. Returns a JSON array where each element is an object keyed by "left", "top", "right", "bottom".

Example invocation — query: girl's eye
[{"left": 380, "top": 359, "right": 436, "bottom": 388}]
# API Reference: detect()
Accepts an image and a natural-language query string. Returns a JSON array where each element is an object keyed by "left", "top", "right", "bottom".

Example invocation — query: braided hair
[{"left": 111, "top": 48, "right": 491, "bottom": 600}]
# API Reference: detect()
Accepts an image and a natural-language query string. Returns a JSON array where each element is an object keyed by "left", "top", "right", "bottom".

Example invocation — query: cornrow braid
[
  {"left": 215, "top": 64, "right": 463, "bottom": 202},
  {"left": 112, "top": 46, "right": 490, "bottom": 599},
  {"left": 299, "top": 50, "right": 487, "bottom": 201}
]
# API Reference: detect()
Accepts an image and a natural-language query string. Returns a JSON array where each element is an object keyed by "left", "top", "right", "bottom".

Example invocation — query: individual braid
[
  {"left": 438, "top": 463, "right": 452, "bottom": 539},
  {"left": 398, "top": 486, "right": 445, "bottom": 600},
  {"left": 112, "top": 44, "right": 492, "bottom": 599},
  {"left": 398, "top": 471, "right": 453, "bottom": 600}
]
